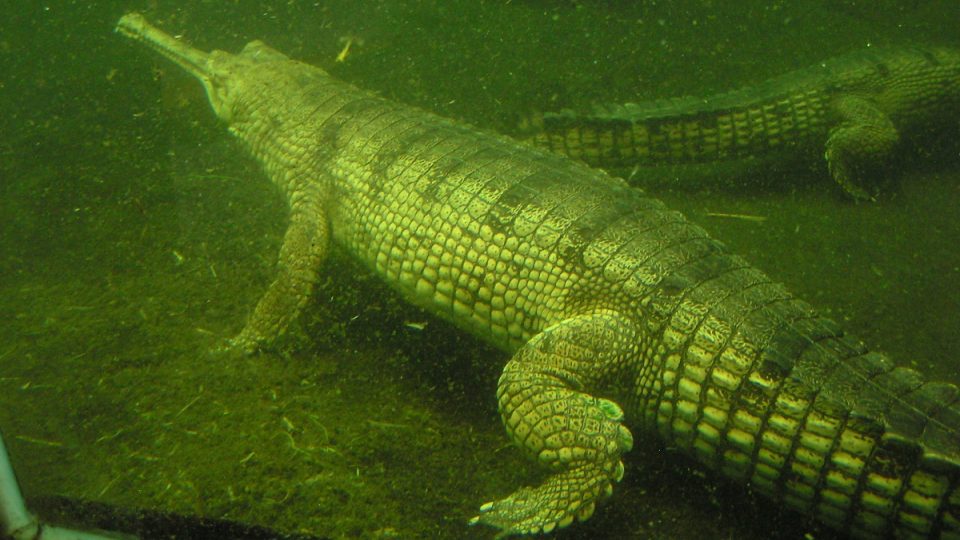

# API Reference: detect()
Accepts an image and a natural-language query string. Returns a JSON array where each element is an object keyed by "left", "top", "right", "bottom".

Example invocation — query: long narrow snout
[{"left": 116, "top": 13, "right": 214, "bottom": 85}]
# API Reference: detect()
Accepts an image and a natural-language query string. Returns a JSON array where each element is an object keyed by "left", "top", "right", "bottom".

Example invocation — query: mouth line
[{"left": 116, "top": 13, "right": 214, "bottom": 83}]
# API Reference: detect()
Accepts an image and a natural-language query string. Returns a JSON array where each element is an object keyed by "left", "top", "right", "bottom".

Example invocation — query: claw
[
  {"left": 575, "top": 501, "right": 595, "bottom": 522},
  {"left": 613, "top": 460, "right": 625, "bottom": 482},
  {"left": 470, "top": 460, "right": 624, "bottom": 537},
  {"left": 596, "top": 397, "right": 625, "bottom": 421}
]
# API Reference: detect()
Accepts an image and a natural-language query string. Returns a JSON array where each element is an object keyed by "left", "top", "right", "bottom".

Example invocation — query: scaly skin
[
  {"left": 117, "top": 14, "right": 960, "bottom": 538},
  {"left": 531, "top": 46, "right": 960, "bottom": 200}
]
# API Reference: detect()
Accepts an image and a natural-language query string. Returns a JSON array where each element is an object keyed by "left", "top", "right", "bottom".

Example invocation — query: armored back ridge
[
  {"left": 117, "top": 13, "right": 960, "bottom": 538},
  {"left": 531, "top": 46, "right": 960, "bottom": 200}
]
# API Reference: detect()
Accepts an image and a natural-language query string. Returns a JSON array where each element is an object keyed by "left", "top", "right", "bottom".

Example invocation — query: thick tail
[{"left": 650, "top": 257, "right": 960, "bottom": 538}]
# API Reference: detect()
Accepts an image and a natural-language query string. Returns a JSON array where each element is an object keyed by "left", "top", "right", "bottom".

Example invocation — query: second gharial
[{"left": 530, "top": 46, "right": 960, "bottom": 201}]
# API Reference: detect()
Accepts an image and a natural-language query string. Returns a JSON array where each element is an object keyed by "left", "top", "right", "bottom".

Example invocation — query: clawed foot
[
  {"left": 469, "top": 488, "right": 594, "bottom": 538},
  {"left": 823, "top": 97, "right": 897, "bottom": 202},
  {"left": 469, "top": 461, "right": 625, "bottom": 538},
  {"left": 825, "top": 147, "right": 878, "bottom": 202},
  {"left": 208, "top": 329, "right": 263, "bottom": 356}
]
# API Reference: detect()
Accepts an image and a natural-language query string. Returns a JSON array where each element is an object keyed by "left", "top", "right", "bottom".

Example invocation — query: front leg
[
  {"left": 229, "top": 192, "right": 329, "bottom": 352},
  {"left": 471, "top": 310, "right": 637, "bottom": 537}
]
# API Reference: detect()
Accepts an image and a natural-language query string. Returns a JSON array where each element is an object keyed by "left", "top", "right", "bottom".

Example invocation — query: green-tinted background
[{"left": 1, "top": 1, "right": 958, "bottom": 538}]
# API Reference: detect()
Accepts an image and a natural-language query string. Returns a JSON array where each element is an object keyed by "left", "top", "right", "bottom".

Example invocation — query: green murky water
[{"left": 1, "top": 2, "right": 958, "bottom": 539}]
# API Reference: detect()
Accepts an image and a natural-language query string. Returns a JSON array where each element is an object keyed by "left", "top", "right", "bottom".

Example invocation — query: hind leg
[{"left": 824, "top": 95, "right": 899, "bottom": 201}]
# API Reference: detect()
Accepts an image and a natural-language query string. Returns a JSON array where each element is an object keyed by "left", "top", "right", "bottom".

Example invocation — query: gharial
[
  {"left": 529, "top": 46, "right": 960, "bottom": 200},
  {"left": 117, "top": 13, "right": 960, "bottom": 539}
]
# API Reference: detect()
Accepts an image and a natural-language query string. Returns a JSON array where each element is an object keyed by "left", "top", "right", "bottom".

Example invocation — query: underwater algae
[{"left": 0, "top": 2, "right": 958, "bottom": 539}]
